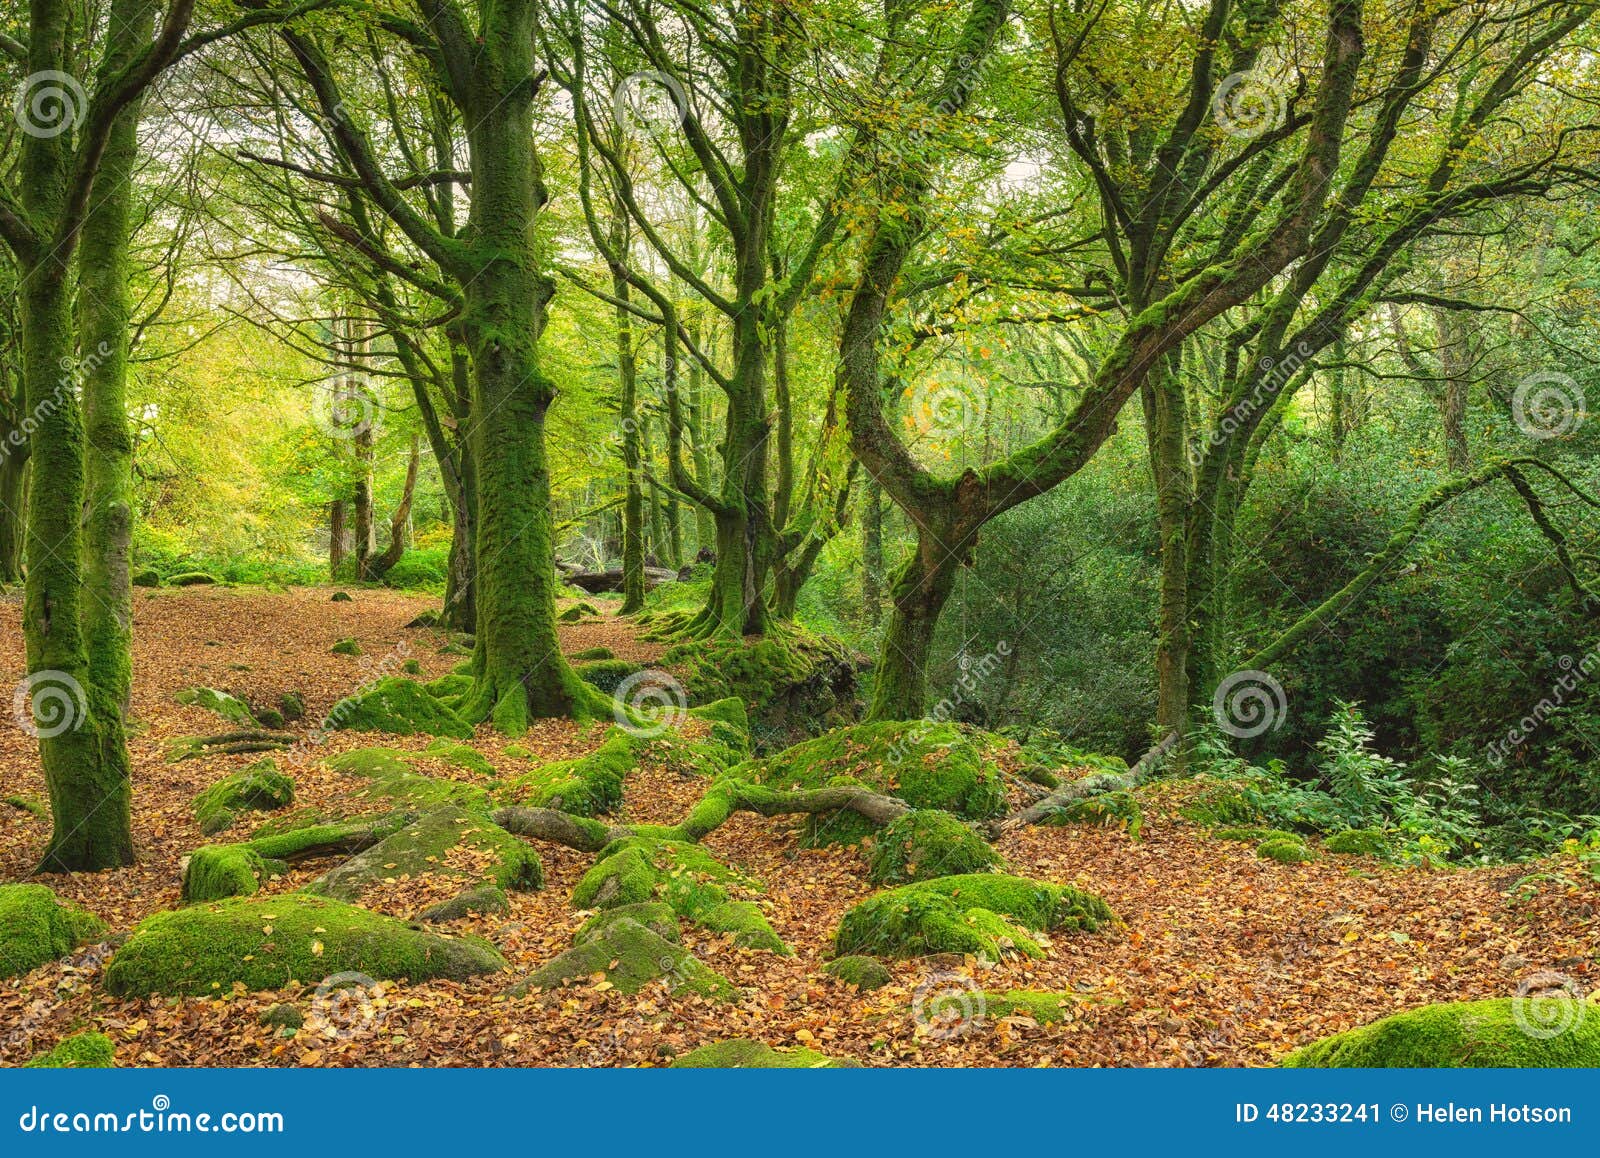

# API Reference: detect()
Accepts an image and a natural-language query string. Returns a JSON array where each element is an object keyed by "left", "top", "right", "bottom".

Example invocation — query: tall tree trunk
[
  {"left": 611, "top": 215, "right": 646, "bottom": 613},
  {"left": 1143, "top": 352, "right": 1192, "bottom": 737},
  {"left": 869, "top": 530, "right": 962, "bottom": 720},
  {"left": 329, "top": 498, "right": 347, "bottom": 576},
  {"left": 0, "top": 448, "right": 26, "bottom": 584},
  {"left": 366, "top": 434, "right": 420, "bottom": 578}
]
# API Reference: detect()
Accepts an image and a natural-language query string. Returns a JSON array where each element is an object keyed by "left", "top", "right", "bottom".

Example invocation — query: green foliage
[
  {"left": 1256, "top": 837, "right": 1316, "bottom": 864},
  {"left": 1043, "top": 790, "right": 1143, "bottom": 840}
]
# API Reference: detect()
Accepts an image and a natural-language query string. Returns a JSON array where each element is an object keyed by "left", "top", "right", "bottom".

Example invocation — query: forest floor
[{"left": 1, "top": 585, "right": 1596, "bottom": 1067}]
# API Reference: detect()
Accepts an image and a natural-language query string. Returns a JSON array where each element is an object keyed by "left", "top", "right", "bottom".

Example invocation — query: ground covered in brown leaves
[{"left": 1, "top": 586, "right": 1596, "bottom": 1068}]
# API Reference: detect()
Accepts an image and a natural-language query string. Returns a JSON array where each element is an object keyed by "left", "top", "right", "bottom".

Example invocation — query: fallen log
[
  {"left": 991, "top": 729, "right": 1180, "bottom": 836},
  {"left": 555, "top": 561, "right": 679, "bottom": 593}
]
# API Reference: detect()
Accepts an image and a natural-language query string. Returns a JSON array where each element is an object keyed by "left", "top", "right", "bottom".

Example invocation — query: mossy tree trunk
[{"left": 610, "top": 210, "right": 646, "bottom": 614}]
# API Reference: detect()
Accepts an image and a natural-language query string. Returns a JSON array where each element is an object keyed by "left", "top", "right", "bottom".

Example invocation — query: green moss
[
  {"left": 1043, "top": 791, "right": 1143, "bottom": 840},
  {"left": 574, "top": 901, "right": 680, "bottom": 945},
  {"left": 570, "top": 646, "right": 615, "bottom": 661},
  {"left": 422, "top": 738, "right": 495, "bottom": 777},
  {"left": 418, "top": 884, "right": 511, "bottom": 922},
  {"left": 331, "top": 638, "right": 363, "bottom": 656},
  {"left": 176, "top": 686, "right": 258, "bottom": 727},
  {"left": 1211, "top": 826, "right": 1298, "bottom": 844},
  {"left": 756, "top": 721, "right": 1007, "bottom": 845},
  {"left": 168, "top": 571, "right": 217, "bottom": 586},
  {"left": 0, "top": 884, "right": 107, "bottom": 978},
  {"left": 573, "top": 658, "right": 644, "bottom": 694},
  {"left": 1257, "top": 837, "right": 1316, "bottom": 863},
  {"left": 305, "top": 806, "right": 542, "bottom": 900},
  {"left": 422, "top": 673, "right": 473, "bottom": 702},
  {"left": 4, "top": 793, "right": 48, "bottom": 821},
  {"left": 326, "top": 748, "right": 414, "bottom": 779},
  {"left": 192, "top": 759, "right": 294, "bottom": 835},
  {"left": 255, "top": 707, "right": 285, "bottom": 728},
  {"left": 402, "top": 658, "right": 422, "bottom": 674},
  {"left": 669, "top": 1039, "right": 856, "bottom": 1068},
  {"left": 247, "top": 816, "right": 402, "bottom": 859},
  {"left": 985, "top": 990, "right": 1078, "bottom": 1024},
  {"left": 259, "top": 1003, "right": 304, "bottom": 1030},
  {"left": 699, "top": 900, "right": 790, "bottom": 954},
  {"left": 182, "top": 844, "right": 283, "bottom": 902},
  {"left": 573, "top": 835, "right": 754, "bottom": 924},
  {"left": 1283, "top": 998, "right": 1600, "bottom": 1068},
  {"left": 866, "top": 809, "right": 1003, "bottom": 885},
  {"left": 689, "top": 697, "right": 752, "bottom": 751},
  {"left": 104, "top": 894, "right": 506, "bottom": 996},
  {"left": 1178, "top": 780, "right": 1262, "bottom": 826},
  {"left": 132, "top": 568, "right": 161, "bottom": 588},
  {"left": 1325, "top": 828, "right": 1393, "bottom": 858},
  {"left": 835, "top": 873, "right": 1113, "bottom": 960},
  {"left": 496, "top": 729, "right": 638, "bottom": 815},
  {"left": 328, "top": 677, "right": 473, "bottom": 739},
  {"left": 661, "top": 630, "right": 859, "bottom": 738},
  {"left": 24, "top": 1031, "right": 115, "bottom": 1068},
  {"left": 823, "top": 955, "right": 892, "bottom": 991},
  {"left": 278, "top": 692, "right": 306, "bottom": 722},
  {"left": 511, "top": 916, "right": 734, "bottom": 1001}
]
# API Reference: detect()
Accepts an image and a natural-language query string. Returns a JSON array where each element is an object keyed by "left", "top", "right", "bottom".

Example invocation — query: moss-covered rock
[
  {"left": 278, "top": 692, "right": 306, "bottom": 723},
  {"left": 305, "top": 806, "right": 542, "bottom": 901},
  {"left": 259, "top": 1003, "right": 305, "bottom": 1030},
  {"left": 192, "top": 759, "right": 294, "bottom": 835},
  {"left": 1324, "top": 828, "right": 1393, "bottom": 858},
  {"left": 176, "top": 686, "right": 258, "bottom": 727},
  {"left": 132, "top": 568, "right": 162, "bottom": 588},
  {"left": 669, "top": 1039, "right": 856, "bottom": 1068},
  {"left": 1283, "top": 998, "right": 1600, "bottom": 1068},
  {"left": 574, "top": 901, "right": 680, "bottom": 945},
  {"left": 168, "top": 571, "right": 217, "bottom": 586},
  {"left": 574, "top": 658, "right": 644, "bottom": 694},
  {"left": 24, "top": 1031, "right": 115, "bottom": 1068},
  {"left": 420, "top": 738, "right": 495, "bottom": 777},
  {"left": 1256, "top": 837, "right": 1316, "bottom": 863},
  {"left": 1042, "top": 790, "right": 1143, "bottom": 840},
  {"left": 331, "top": 637, "right": 363, "bottom": 656},
  {"left": 326, "top": 748, "right": 414, "bottom": 779},
  {"left": 104, "top": 894, "right": 506, "bottom": 996},
  {"left": 331, "top": 591, "right": 353, "bottom": 603},
  {"left": 866, "top": 809, "right": 1003, "bottom": 885},
  {"left": 511, "top": 917, "right": 734, "bottom": 1000},
  {"left": 698, "top": 900, "right": 790, "bottom": 954},
  {"left": 985, "top": 990, "right": 1080, "bottom": 1024},
  {"left": 572, "top": 835, "right": 750, "bottom": 918},
  {"left": 834, "top": 873, "right": 1113, "bottom": 960},
  {"left": 418, "top": 884, "right": 511, "bottom": 923},
  {"left": 1210, "top": 826, "right": 1298, "bottom": 844},
  {"left": 570, "top": 646, "right": 615, "bottom": 661},
  {"left": 823, "top": 955, "right": 892, "bottom": 991},
  {"left": 182, "top": 844, "right": 283, "bottom": 903},
  {"left": 0, "top": 884, "right": 107, "bottom": 979},
  {"left": 401, "top": 658, "right": 422, "bottom": 674},
  {"left": 497, "top": 729, "right": 638, "bottom": 816},
  {"left": 755, "top": 721, "right": 1007, "bottom": 845},
  {"left": 328, "top": 677, "right": 473, "bottom": 739}
]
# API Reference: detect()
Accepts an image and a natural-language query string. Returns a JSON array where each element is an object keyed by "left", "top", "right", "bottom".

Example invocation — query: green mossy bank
[
  {"left": 0, "top": 884, "right": 107, "bottom": 979},
  {"left": 1283, "top": 999, "right": 1600, "bottom": 1067}
]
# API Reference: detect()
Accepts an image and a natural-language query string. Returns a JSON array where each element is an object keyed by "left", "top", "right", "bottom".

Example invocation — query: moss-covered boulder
[
  {"left": 331, "top": 637, "right": 363, "bottom": 656},
  {"left": 572, "top": 835, "right": 749, "bottom": 917},
  {"left": 570, "top": 646, "right": 615, "bottom": 661},
  {"left": 304, "top": 806, "right": 542, "bottom": 902},
  {"left": 985, "top": 990, "right": 1079, "bottom": 1024},
  {"left": 418, "top": 884, "right": 510, "bottom": 923},
  {"left": 510, "top": 917, "right": 734, "bottom": 1000},
  {"left": 866, "top": 809, "right": 1003, "bottom": 885},
  {"left": 0, "top": 884, "right": 107, "bottom": 979},
  {"left": 1257, "top": 836, "right": 1316, "bottom": 863},
  {"left": 182, "top": 844, "right": 282, "bottom": 903},
  {"left": 755, "top": 721, "right": 1007, "bottom": 845},
  {"left": 278, "top": 692, "right": 306, "bottom": 722},
  {"left": 574, "top": 901, "right": 680, "bottom": 945},
  {"left": 669, "top": 1039, "right": 856, "bottom": 1068},
  {"left": 192, "top": 759, "right": 294, "bottom": 835},
  {"left": 835, "top": 873, "right": 1112, "bottom": 960},
  {"left": 1282, "top": 999, "right": 1600, "bottom": 1068},
  {"left": 132, "top": 568, "right": 161, "bottom": 588},
  {"left": 328, "top": 677, "right": 473, "bottom": 739},
  {"left": 1042, "top": 790, "right": 1143, "bottom": 840},
  {"left": 823, "top": 955, "right": 892, "bottom": 991},
  {"left": 24, "top": 1031, "right": 115, "bottom": 1068},
  {"left": 497, "top": 729, "right": 638, "bottom": 816},
  {"left": 699, "top": 900, "right": 791, "bottom": 954},
  {"left": 1178, "top": 779, "right": 1261, "bottom": 827},
  {"left": 574, "top": 658, "right": 644, "bottom": 694},
  {"left": 168, "top": 571, "right": 217, "bottom": 586},
  {"left": 176, "top": 686, "right": 258, "bottom": 727},
  {"left": 104, "top": 894, "right": 506, "bottom": 996},
  {"left": 1324, "top": 828, "right": 1393, "bottom": 858}
]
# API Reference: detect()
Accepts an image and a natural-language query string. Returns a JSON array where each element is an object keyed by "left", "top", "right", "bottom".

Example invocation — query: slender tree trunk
[
  {"left": 611, "top": 221, "right": 645, "bottom": 613},
  {"left": 862, "top": 479, "right": 883, "bottom": 625},
  {"left": 1143, "top": 353, "right": 1192, "bottom": 737},
  {"left": 329, "top": 499, "right": 347, "bottom": 576},
  {"left": 868, "top": 530, "right": 962, "bottom": 720},
  {"left": 0, "top": 449, "right": 26, "bottom": 584}
]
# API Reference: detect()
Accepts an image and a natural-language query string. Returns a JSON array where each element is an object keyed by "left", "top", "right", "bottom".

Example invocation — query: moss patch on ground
[
  {"left": 496, "top": 729, "right": 638, "bottom": 816},
  {"left": 1324, "top": 828, "right": 1393, "bottom": 858},
  {"left": 0, "top": 884, "right": 107, "bottom": 979},
  {"left": 510, "top": 916, "right": 734, "bottom": 1001},
  {"left": 176, "top": 686, "right": 258, "bottom": 727},
  {"left": 105, "top": 894, "right": 506, "bottom": 996},
  {"left": 24, "top": 1031, "right": 116, "bottom": 1068},
  {"left": 1283, "top": 998, "right": 1600, "bottom": 1067},
  {"left": 834, "top": 873, "right": 1113, "bottom": 960},
  {"left": 985, "top": 990, "right": 1079, "bottom": 1024},
  {"left": 327, "top": 677, "right": 472, "bottom": 739},
  {"left": 822, "top": 955, "right": 892, "bottom": 991},
  {"left": 865, "top": 809, "right": 1003, "bottom": 885},
  {"left": 669, "top": 1039, "right": 856, "bottom": 1068},
  {"left": 182, "top": 844, "right": 282, "bottom": 903},
  {"left": 1257, "top": 837, "right": 1316, "bottom": 863},
  {"left": 191, "top": 758, "right": 294, "bottom": 835},
  {"left": 304, "top": 806, "right": 542, "bottom": 901}
]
